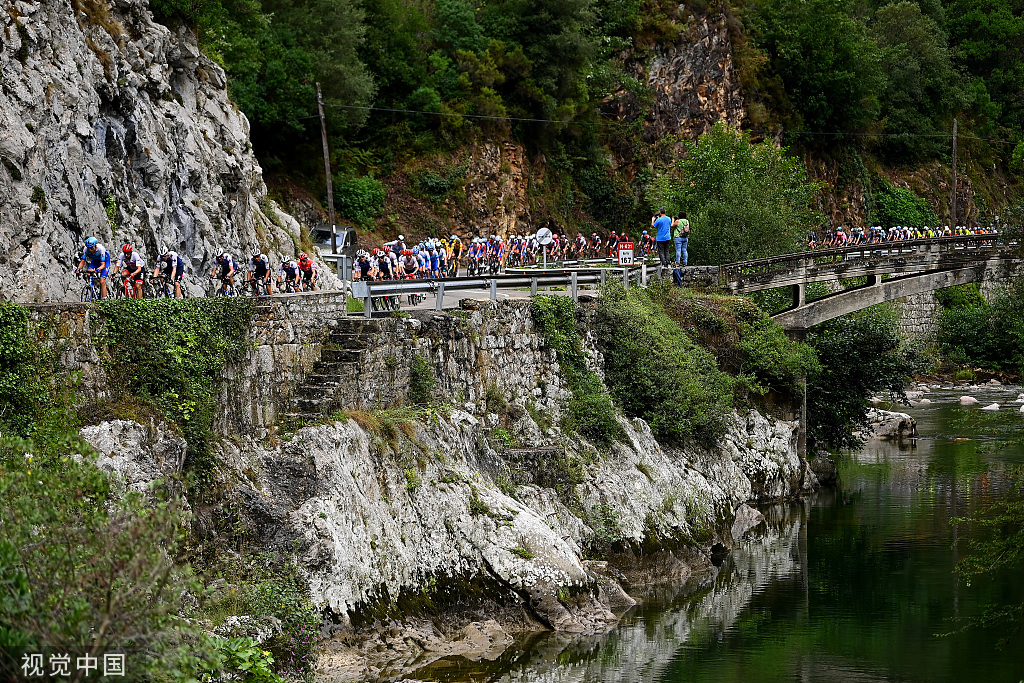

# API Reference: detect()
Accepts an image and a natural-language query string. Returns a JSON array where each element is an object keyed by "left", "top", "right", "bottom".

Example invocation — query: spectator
[
  {"left": 672, "top": 211, "right": 690, "bottom": 266},
  {"left": 652, "top": 208, "right": 673, "bottom": 269}
]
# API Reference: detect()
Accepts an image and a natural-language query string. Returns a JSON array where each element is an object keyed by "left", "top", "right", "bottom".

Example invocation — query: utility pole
[
  {"left": 317, "top": 82, "right": 337, "bottom": 254},
  {"left": 951, "top": 118, "right": 958, "bottom": 229}
]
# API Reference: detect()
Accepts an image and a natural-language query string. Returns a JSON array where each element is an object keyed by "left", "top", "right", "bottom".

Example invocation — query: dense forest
[{"left": 150, "top": 0, "right": 1024, "bottom": 259}]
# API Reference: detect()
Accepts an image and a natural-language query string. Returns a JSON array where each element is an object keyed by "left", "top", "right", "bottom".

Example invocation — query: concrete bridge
[{"left": 718, "top": 235, "right": 1020, "bottom": 332}]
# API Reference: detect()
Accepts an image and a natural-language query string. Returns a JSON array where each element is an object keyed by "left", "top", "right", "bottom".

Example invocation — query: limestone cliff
[
  {"left": 40, "top": 295, "right": 814, "bottom": 681},
  {"left": 0, "top": 0, "right": 325, "bottom": 302}
]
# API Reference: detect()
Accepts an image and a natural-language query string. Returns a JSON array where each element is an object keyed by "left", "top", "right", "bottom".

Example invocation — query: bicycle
[
  {"left": 210, "top": 276, "right": 237, "bottom": 297},
  {"left": 114, "top": 269, "right": 139, "bottom": 299},
  {"left": 243, "top": 275, "right": 271, "bottom": 296},
  {"left": 151, "top": 275, "right": 173, "bottom": 298},
  {"left": 78, "top": 270, "right": 102, "bottom": 302}
]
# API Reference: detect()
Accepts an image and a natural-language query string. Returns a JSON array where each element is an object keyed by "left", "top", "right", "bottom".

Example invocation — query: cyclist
[
  {"left": 573, "top": 232, "right": 586, "bottom": 259},
  {"left": 278, "top": 259, "right": 301, "bottom": 291},
  {"left": 355, "top": 250, "right": 372, "bottom": 281},
  {"left": 385, "top": 234, "right": 407, "bottom": 254},
  {"left": 75, "top": 237, "right": 111, "bottom": 300},
  {"left": 607, "top": 231, "right": 620, "bottom": 257},
  {"left": 588, "top": 232, "right": 602, "bottom": 259},
  {"left": 154, "top": 250, "right": 185, "bottom": 298},
  {"left": 400, "top": 248, "right": 419, "bottom": 278},
  {"left": 448, "top": 235, "right": 463, "bottom": 276},
  {"left": 639, "top": 231, "right": 653, "bottom": 257},
  {"left": 211, "top": 253, "right": 237, "bottom": 294},
  {"left": 247, "top": 250, "right": 274, "bottom": 295},
  {"left": 378, "top": 248, "right": 395, "bottom": 280},
  {"left": 115, "top": 243, "right": 146, "bottom": 298},
  {"left": 297, "top": 252, "right": 318, "bottom": 291}
]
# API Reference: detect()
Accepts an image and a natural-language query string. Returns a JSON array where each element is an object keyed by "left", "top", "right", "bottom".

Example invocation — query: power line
[
  {"left": 324, "top": 103, "right": 629, "bottom": 126},
  {"left": 312, "top": 103, "right": 1018, "bottom": 144}
]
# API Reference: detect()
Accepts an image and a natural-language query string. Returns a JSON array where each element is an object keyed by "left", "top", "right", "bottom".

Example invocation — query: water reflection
[{"left": 411, "top": 388, "right": 1024, "bottom": 683}]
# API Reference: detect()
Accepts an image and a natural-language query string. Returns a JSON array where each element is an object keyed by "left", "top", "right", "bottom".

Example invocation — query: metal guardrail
[{"left": 349, "top": 266, "right": 646, "bottom": 318}]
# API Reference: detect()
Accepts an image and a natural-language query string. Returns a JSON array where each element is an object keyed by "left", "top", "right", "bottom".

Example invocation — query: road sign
[
  {"left": 536, "top": 227, "right": 553, "bottom": 246},
  {"left": 617, "top": 242, "right": 635, "bottom": 266}
]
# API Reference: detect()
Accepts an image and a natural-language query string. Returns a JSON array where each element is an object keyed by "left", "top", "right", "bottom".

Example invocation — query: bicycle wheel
[{"left": 80, "top": 284, "right": 92, "bottom": 302}]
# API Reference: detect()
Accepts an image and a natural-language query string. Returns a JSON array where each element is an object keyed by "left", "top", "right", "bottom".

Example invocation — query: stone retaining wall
[
  {"left": 332, "top": 300, "right": 581, "bottom": 419},
  {"left": 27, "top": 295, "right": 588, "bottom": 436}
]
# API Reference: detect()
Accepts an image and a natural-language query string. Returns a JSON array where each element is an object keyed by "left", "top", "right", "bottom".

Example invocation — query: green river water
[{"left": 410, "top": 386, "right": 1024, "bottom": 683}]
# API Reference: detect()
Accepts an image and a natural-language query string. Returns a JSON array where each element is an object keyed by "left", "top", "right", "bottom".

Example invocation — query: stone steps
[
  {"left": 281, "top": 317, "right": 378, "bottom": 424},
  {"left": 321, "top": 348, "right": 361, "bottom": 363}
]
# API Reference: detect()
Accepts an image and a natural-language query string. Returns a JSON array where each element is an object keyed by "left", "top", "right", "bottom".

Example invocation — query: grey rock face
[
  {"left": 613, "top": 14, "right": 745, "bottom": 153},
  {"left": 859, "top": 407, "right": 917, "bottom": 441},
  {"left": 79, "top": 418, "right": 185, "bottom": 496},
  {"left": 0, "top": 0, "right": 332, "bottom": 302}
]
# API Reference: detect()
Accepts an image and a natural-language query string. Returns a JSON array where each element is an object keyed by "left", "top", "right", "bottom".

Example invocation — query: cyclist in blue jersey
[{"left": 75, "top": 237, "right": 111, "bottom": 300}]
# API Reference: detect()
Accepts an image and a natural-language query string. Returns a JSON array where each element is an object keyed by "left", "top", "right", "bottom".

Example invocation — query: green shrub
[
  {"left": 806, "top": 306, "right": 916, "bottom": 450},
  {"left": 0, "top": 303, "right": 54, "bottom": 438},
  {"left": 657, "top": 284, "right": 818, "bottom": 400},
  {"left": 870, "top": 181, "right": 940, "bottom": 228},
  {"left": 410, "top": 164, "right": 467, "bottom": 203},
  {"left": 30, "top": 185, "right": 46, "bottom": 211},
  {"left": 935, "top": 283, "right": 986, "bottom": 310},
  {"left": 408, "top": 355, "right": 435, "bottom": 405},
  {"left": 530, "top": 296, "right": 623, "bottom": 446},
  {"left": 332, "top": 175, "right": 386, "bottom": 224},
  {"left": 0, "top": 435, "right": 192, "bottom": 662},
  {"left": 94, "top": 299, "right": 254, "bottom": 488},
  {"left": 595, "top": 283, "right": 735, "bottom": 447}
]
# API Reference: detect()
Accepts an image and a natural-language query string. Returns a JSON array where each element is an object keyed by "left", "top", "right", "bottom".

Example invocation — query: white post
[{"left": 571, "top": 271, "right": 578, "bottom": 301}]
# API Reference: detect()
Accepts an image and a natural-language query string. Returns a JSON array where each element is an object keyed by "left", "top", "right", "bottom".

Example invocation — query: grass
[{"left": 509, "top": 545, "right": 534, "bottom": 560}]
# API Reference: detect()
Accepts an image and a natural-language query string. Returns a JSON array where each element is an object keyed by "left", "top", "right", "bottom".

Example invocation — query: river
[{"left": 407, "top": 385, "right": 1024, "bottom": 683}]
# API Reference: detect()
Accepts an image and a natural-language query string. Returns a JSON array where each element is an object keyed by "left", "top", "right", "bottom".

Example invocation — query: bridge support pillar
[{"left": 791, "top": 282, "right": 806, "bottom": 308}]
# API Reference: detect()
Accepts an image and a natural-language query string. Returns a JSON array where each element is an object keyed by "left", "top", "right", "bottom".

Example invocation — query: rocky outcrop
[
  {"left": 446, "top": 141, "right": 532, "bottom": 239},
  {"left": 857, "top": 407, "right": 917, "bottom": 441},
  {"left": 0, "top": 0, "right": 330, "bottom": 302},
  {"left": 91, "top": 401, "right": 805, "bottom": 680},
  {"left": 613, "top": 14, "right": 745, "bottom": 154}
]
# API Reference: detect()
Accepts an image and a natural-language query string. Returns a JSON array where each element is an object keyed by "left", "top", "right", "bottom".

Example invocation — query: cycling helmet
[
  {"left": 85, "top": 237, "right": 98, "bottom": 248},
  {"left": 642, "top": 230, "right": 648, "bottom": 235},
  {"left": 252, "top": 246, "right": 261, "bottom": 257},
  {"left": 298, "top": 252, "right": 309, "bottom": 261},
  {"left": 592, "top": 233, "right": 597, "bottom": 237},
  {"left": 413, "top": 246, "right": 420, "bottom": 254},
  {"left": 402, "top": 249, "right": 412, "bottom": 256},
  {"left": 122, "top": 243, "right": 133, "bottom": 254},
  {"left": 398, "top": 234, "right": 405, "bottom": 242}
]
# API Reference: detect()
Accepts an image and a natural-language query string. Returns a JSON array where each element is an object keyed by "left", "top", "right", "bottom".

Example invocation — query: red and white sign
[{"left": 617, "top": 242, "right": 635, "bottom": 266}]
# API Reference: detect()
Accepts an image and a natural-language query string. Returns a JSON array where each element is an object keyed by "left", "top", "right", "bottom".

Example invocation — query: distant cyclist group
[
  {"left": 353, "top": 230, "right": 656, "bottom": 282},
  {"left": 74, "top": 237, "right": 320, "bottom": 301},
  {"left": 809, "top": 224, "right": 999, "bottom": 249}
]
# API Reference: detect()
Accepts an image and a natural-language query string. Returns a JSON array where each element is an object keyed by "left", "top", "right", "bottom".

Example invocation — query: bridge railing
[
  {"left": 349, "top": 267, "right": 644, "bottom": 318},
  {"left": 720, "top": 234, "right": 1015, "bottom": 292}
]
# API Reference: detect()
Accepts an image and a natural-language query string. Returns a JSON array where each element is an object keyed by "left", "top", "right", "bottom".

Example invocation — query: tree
[
  {"left": 871, "top": 1, "right": 963, "bottom": 162},
  {"left": 944, "top": 0, "right": 1024, "bottom": 132},
  {"left": 805, "top": 306, "right": 917, "bottom": 451},
  {"left": 748, "top": 0, "right": 886, "bottom": 135},
  {"left": 647, "top": 123, "right": 822, "bottom": 265}
]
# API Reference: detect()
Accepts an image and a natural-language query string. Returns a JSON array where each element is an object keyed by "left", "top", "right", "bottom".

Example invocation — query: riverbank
[{"left": 385, "top": 386, "right": 1024, "bottom": 683}]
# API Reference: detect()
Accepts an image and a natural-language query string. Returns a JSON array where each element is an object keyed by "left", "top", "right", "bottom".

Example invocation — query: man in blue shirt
[{"left": 652, "top": 208, "right": 673, "bottom": 269}]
